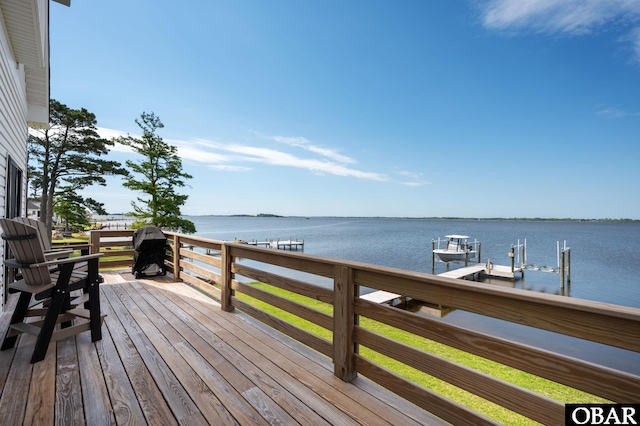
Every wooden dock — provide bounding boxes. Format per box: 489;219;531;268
360;290;403;305
240;239;305;250
270;239;305;250
483;263;525;280
360;263;523;308
437;264;487;279
438;262;524;280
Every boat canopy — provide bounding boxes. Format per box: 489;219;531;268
445;235;469;239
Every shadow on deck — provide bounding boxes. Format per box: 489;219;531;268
0;270;444;425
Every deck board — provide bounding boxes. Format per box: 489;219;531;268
0;271;447;425
56;338;85;425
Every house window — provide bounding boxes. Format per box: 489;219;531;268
6;156;23;219
4;156;24;303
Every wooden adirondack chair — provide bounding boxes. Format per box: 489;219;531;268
12;217;75;259
11;217;91;280
12;217;51;248
0;218;104;363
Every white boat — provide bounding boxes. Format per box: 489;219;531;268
433;235;477;262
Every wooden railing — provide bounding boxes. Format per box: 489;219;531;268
88;229;135;270
50;241;91;255
90;229;640;425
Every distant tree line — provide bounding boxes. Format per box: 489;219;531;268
420;217;640;223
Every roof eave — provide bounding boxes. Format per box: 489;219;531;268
2;0;70;128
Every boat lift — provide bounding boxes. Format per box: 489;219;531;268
430;236;481;274
431;238;527;280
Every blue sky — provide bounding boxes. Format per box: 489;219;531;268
50;0;640;218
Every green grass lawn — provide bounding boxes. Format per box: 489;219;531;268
234;282;607;425
53;233;89;244
52;234;133;267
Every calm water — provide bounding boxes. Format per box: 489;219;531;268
187;216;640;373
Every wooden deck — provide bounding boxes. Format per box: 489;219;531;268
0;270;445;425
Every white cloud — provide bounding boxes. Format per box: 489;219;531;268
482;0;640;34
480;0;640;61
401;181;428;187
251;131;356;164
394;170;430;187
209;165;252;172
270;135;356;164
213;143;388;180
97;126;129;140
628;26;640;62
97;127;133;153
396;170;423;179
171;140;233;164
100;130;390;182
596;107;640;118
108;127;380;179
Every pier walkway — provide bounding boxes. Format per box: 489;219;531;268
437;264;486;279
242;239;305;250
439;263;524;280
363;263;524;306
360;290;403;305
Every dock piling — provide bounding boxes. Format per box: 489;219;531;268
509;245;515;273
558;241;571;294
431;240;436;274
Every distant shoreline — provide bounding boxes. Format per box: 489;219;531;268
173;215;640;223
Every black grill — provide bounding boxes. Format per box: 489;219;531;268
132;225;167;278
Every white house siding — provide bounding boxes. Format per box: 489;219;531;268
0;0;50;312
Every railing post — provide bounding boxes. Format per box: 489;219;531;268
89;230;100;255
333;265;357;382
221;243;234;312
172;234;181;282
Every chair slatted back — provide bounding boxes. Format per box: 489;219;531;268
12;217;52;251
0;218;52;287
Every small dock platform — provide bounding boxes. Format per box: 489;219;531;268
438;264;487;279
361;262;524;308
269;239;305;250
483;263;525;280
438;262;524;280
360;290;403;305
236;239;305;250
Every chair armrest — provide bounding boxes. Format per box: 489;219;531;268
44;249;74;260
40;252;104;268
5;253;104;269
50;243;91;251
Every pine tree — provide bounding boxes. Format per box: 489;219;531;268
53;187;91;234
28;99;127;235
118;112;196;234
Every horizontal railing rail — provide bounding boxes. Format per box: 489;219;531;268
88;229;135;270
50;241;91;255
90;229;640;425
